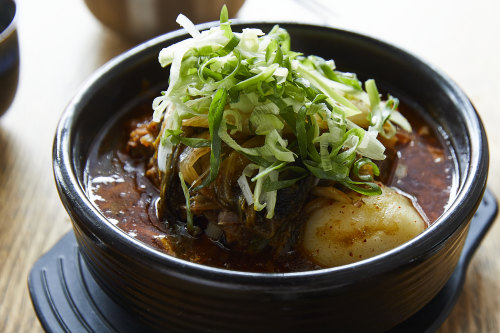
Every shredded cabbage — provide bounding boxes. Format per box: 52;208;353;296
152;6;412;219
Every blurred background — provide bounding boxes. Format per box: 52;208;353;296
0;0;498;332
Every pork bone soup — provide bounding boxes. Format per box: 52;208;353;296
85;13;456;272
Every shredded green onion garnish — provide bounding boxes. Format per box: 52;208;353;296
195;87;227;191
178;172;195;233
153;6;411;220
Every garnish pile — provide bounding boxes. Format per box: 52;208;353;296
148;6;411;236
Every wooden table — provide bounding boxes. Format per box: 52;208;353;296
0;0;498;331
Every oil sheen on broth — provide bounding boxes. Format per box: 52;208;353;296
85;97;455;273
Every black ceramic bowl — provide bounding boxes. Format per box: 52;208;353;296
53;22;489;332
0;0;19;116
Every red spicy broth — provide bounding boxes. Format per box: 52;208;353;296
85;96;456;272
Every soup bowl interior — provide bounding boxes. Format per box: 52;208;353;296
53;22;488;332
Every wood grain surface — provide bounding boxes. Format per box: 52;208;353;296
0;0;498;332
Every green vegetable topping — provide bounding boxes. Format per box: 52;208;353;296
152;7;411;220
178;172;196;233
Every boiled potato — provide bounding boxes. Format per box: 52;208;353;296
302;185;426;267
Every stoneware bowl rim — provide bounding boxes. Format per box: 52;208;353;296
53;20;488;288
0;0;17;43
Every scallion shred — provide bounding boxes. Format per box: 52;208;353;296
178;172;196;234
